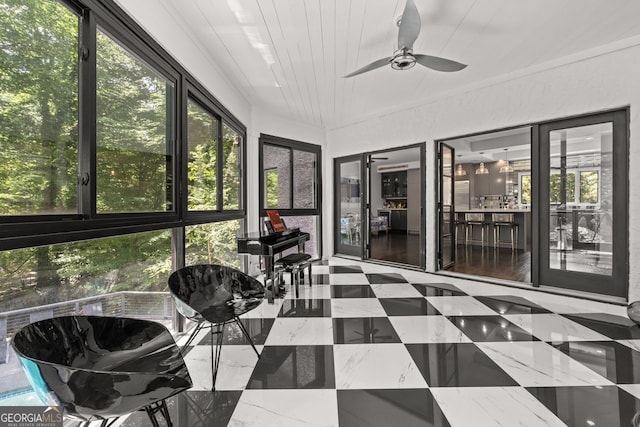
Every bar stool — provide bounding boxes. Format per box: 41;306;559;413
275;252;312;297
492;213;519;251
465;213;489;246
454;215;466;245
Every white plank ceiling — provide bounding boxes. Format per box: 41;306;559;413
118;0;640;128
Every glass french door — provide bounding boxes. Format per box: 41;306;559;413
539;110;628;297
439;144;455;269
334;155;365;257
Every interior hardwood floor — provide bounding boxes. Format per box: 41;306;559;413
446;244;532;283
370;231;421;267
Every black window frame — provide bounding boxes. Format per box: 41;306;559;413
0;0;247;251
258;134;322;218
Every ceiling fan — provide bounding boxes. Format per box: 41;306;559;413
344;0;467;78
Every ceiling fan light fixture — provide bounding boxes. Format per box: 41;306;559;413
391;48;416;71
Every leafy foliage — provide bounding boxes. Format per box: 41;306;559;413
0;0;243;313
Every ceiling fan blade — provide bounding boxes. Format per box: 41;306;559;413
344;57;392;78
414;54;467;72
397;0;421;49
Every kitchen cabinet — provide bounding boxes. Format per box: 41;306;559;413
391;210;407;232
381;172;407;197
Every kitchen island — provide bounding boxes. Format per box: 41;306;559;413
455;208;531;250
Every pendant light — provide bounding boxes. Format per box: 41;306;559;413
455;155;467;177
499;148;514;173
475;152;489;175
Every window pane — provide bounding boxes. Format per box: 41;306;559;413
520;175;531;204
186;220;243;268
96;30;174;213
0;0;78;215
187;99;217;210
0;230;174;397
549;173;575;203
263;145;291;209
223;124;242;210
580;171;599;203
265;169;279;208
293;150;316;209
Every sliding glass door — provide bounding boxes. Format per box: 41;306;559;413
539;110;628;297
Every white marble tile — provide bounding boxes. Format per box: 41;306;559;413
284;284;332;300
330;298;387;318
430;387;566;427
329;273;370;285
618;339;640;352
522;293;611;314
333;343;427;389
228;389;338;427
312;265;331;275
370;283;423;298
239;298;284;319
389;316;471;344
478;341;612;387
504;313;610;342
619;384;640;399
425;296;497;316
184;345;262;391
264;318;333;346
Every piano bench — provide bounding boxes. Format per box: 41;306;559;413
275;253;312;296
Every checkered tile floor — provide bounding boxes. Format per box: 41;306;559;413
121;259;640;427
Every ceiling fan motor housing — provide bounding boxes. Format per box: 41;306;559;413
391;47;417;71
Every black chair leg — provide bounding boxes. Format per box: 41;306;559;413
181;322;205;351
144;400;172;427
235;317;260;358
211;323;224;391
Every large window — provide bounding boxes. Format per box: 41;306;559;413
96;29;175;213
187;98;218;210
0;0;79;216
259;134;321;257
0;0;247;402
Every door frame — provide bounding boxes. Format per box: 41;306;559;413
334;154;366;257
438;143;456;270
537;108;629;297
334;144;426;270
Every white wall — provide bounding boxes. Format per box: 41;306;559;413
327;42;640;300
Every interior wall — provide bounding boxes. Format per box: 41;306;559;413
326;43;640;301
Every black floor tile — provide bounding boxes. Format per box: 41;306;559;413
331;265;363;273
337;389;451;427
197;318;274;346
310;274;331;284
331;285;376;298
527;385;640;427
475;295;552;315
406;343;518;387
333;317;401;344
365;273;408;284
447;315;538;342
412;283;467;297
119;390;242;427
552;341;640;384
278;299;331;317
246;345;335;389
380;298;440;316
562;313;640;339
